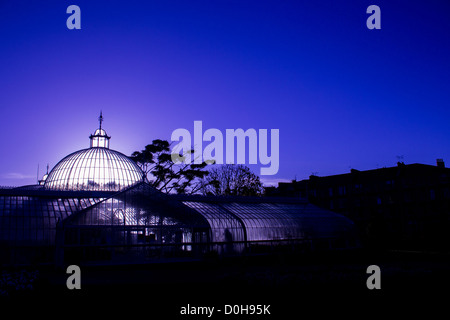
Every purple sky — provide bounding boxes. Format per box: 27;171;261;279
1;0;450;187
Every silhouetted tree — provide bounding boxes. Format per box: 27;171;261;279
131;139;212;194
201;164;263;196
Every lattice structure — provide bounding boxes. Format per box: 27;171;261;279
44;118;143;191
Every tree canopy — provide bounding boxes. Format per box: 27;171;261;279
201;164;264;196
131;140;264;196
131;139;210;194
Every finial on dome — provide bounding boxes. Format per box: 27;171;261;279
99;111;103;130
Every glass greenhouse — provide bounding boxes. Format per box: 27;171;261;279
0;117;358;266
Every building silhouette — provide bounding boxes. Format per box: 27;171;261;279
267;161;450;250
0;115;357;266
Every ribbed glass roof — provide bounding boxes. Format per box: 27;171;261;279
0;195;103;245
44;148;143;191
44;115;143;191
183;200;354;242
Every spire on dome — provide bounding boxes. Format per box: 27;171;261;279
99;111;103;130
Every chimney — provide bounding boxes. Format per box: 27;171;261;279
437;158;445;168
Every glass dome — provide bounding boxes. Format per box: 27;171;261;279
44;148;144;191
44;114;144;191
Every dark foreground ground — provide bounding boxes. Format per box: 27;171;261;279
2;249;449;318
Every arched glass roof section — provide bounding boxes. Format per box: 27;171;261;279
181;198;356;243
66;183;209;228
184;201;246;243
0;195;103;245
63;183;212;258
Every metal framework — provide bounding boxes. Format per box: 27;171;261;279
0;117;358;265
44;148;144;191
44;122;143;191
0;182;358;265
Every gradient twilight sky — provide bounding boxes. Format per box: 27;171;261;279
0;0;449;187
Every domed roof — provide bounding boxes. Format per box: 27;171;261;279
93;128;107;136
44;113;144;191
44;148;143;191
